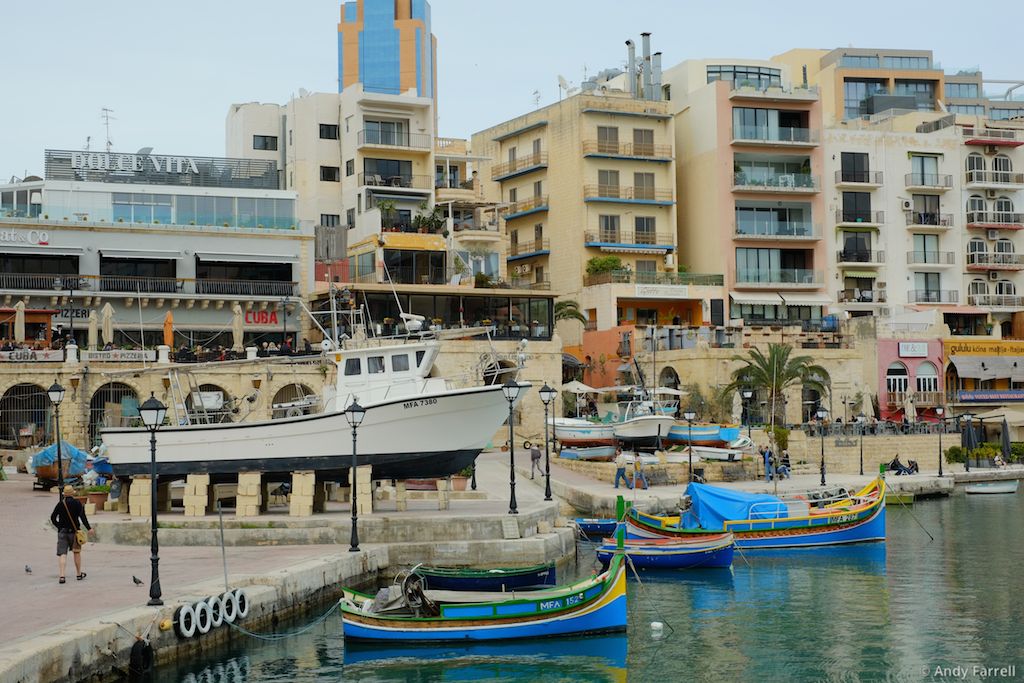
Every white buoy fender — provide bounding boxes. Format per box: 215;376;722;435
207;595;224;628
233;588;250;618
175;603;197;638
221;591;238;623
194;600;213;635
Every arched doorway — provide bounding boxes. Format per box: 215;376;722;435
88;382;139;447
271;384;319;419
0;383;50;449
184;383;234;424
658;366;680;389
483;360;516;386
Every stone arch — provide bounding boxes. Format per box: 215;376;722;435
88;382;140;447
184;383;234;424
0;383;50;449
271;383;319;419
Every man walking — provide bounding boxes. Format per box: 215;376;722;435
50;485;93;583
633;454;649;490
613;449;633;489
530;443;542;479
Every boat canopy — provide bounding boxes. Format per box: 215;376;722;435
681;483;788;530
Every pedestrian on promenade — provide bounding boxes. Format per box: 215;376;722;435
633;454;649;490
613;449;633;489
50;485;93;584
530;443;542;479
776;449;791;479
761;445;774;482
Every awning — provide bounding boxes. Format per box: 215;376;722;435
780;293;833;306
365;191;430;203
947;355;1024;380
562;353;584;368
908;305;987;314
100;249;180;260
841;270;878;279
195;252;297;264
729;292;783;305
950;356;985;379
0;245;84;256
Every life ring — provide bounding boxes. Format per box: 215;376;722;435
221;590;238;623
175;603;197;638
194;599;213;635
233;588;250;618
285;406;304;418
207;595;224;628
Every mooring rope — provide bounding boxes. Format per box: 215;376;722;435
623;554;675;635
225;600;342;641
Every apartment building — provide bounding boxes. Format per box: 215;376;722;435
661;59;828;325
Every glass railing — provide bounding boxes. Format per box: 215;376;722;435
908;289;958;303
905;173;952;188
835;170;884;184
835;209;885;224
732;125;817;144
735;268;822;285
583;270;724;287
904;211;953;227
966;252;1024;267
906;250;955;264
965;170;1024;185
356;130;431;148
732;173;818;191
734;221;818;238
966;211;1024;226
839;288;886;303
836;250;884;263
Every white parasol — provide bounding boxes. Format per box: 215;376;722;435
13;301;25;342
101;302;115;344
902;393;917;423
562;380;598;394
87;309;98;350
652;386;686;396
231;303;244;352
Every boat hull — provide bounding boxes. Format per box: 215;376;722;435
667;424;740;446
102;384;522;480
550;419;617;447
965;481;1019;494
612;416;675;447
416;564;557;591
558;446;617;462
574;518;619;539
597;536;734;569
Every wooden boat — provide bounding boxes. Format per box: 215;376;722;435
559;446;617;462
667;424;741;446
625;478;887;549
574;518;619;539
550;417;617;447
596;533;734;569
885;492;915;505
413;562;556;591
339;554;627;641
611;402;674;448
965;480;1019;495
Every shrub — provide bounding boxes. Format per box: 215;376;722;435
586;255;623;276
771;426;789;451
944;445;964;463
1012;442;1024;463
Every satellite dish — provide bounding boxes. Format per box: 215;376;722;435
137;147;153;156
558;75;571;90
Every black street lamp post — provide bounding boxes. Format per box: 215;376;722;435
683;409;697;482
346;401;366;552
963;413;974;473
816;407;828;487
936;406;944;477
857;412;866;476
54;277;88;347
741;390;753;440
539;384;557;502
502;380;522;515
139;392;167;606
47;382;66;491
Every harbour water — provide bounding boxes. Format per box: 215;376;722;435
154;490;1024;682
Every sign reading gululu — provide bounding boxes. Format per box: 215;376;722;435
70;152;199;174
944;339;1024;359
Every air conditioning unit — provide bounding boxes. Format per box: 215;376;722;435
519;262;531;273
985;145;999;156
988;229;1000;240
990;271;1001;281
901;199;913;211
664;253;676;267
986;189;998;199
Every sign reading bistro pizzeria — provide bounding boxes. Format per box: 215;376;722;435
943;339;1024;361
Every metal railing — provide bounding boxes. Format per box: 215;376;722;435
356;129;431;149
508;239;550;257
98;275;181;294
965;170;1024;185
508;278;551;290
729;84;819;98
0;273;87;291
732;173;819;191
583;270;724;287
961;127;1022;142
905;173;953;188
839;288;886;303
195;279;297;297
583;185;673;202
904;211;953;227
584;230;672;246
835;170;883;184
732;126;818;144
966;211;1024;226
906;250;955;264
836;209;884;224
907;289;958;303
836;250;884;263
453;219;500;232
359;173;432;190
966;252;1024;267
886;390;944;407
502;195;548;216
581;140;672;158
490;152;548;180
969;293;1024;307
735;221;820;239
735;269;823;285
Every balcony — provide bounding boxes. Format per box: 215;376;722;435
491;152;549;181
508;278;552;290
732;173;819;194
195;279;298;297
966;211;1024;230
964;169;1024;190
384;267;448;286
887;390;944;408
966;252;1024;271
835;170;884;188
734;269;823;288
356;129;431;151
961;126;1024;147
583;185;673;205
98;275;181;294
839;288;887;304
907;289;959;304
835;210;885;227
507;238;550;260
0;273;89;291
583;270;724;287
904;173;952;192
906;250;956;266
581;140;672;162
728;84;819;102
502;195;549;220
904;211;953;230
584;230;674;253
969;293;1024;308
731;125;819;147
836;249;885;265
734;221;821;241
358;173;432;191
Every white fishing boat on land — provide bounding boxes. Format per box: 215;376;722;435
549;417;617;447
558;445;618;462
611;401;675;448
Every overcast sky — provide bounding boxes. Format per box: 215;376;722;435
2;0;1021;180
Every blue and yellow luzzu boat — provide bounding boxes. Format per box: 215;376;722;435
626;478;886;549
339;554;627;642
597;533;735;569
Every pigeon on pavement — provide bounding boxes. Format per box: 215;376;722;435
24;565;31;574
132;575;144;586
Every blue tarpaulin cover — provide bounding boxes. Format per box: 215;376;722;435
32;441;90;476
681;482;789;530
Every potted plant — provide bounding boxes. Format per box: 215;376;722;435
450;466;473;491
86;484;110;507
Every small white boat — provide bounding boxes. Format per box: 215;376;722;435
611;401;675;447
549;417;617;446
558;445;617;462
621;451;661;467
676;445;745;462
965;481;1019;495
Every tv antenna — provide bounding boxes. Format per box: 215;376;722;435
84;135;91;151
100;108;116;152
532;90;540;109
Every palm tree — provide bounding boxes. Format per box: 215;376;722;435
724;343;830;426
554;299;587;325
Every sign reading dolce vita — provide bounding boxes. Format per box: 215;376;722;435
70;152;200;174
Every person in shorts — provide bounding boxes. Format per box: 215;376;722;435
50;485;93;583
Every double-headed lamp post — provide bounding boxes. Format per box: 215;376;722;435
741;390;753;440
857;412;866;476
683;409;697;482
539;383;557;502
345;400;366;552
936;406;945;477
47;381;66;491
816;407;828;487
963;412;975;473
139;392;167;607
502;380;522;515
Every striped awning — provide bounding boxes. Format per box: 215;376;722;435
729;292;783;305
841;270;878;279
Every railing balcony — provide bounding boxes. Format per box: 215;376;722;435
960;126;1024;145
836;209;885;225
195;279;298;297
836;250;885;264
966;252;1024;269
356;129;431;149
904;211;953;228
0;273;88;291
358;173;432;190
453;218;501;233
966;211;1024;228
508;239;550;257
835;170;884;185
839;288;886;303
508;278;552;290
735;269;823;286
490;152;548;180
731;125;819;145
907;289;958;304
734;221;820;240
583;270;724;287
98;275;181;294
583;185;673;203
732;173;819;192
581;140;672;159
502;195;549;218
965;170;1024;187
969;293;1024;307
887;390;944;408
729;84;819;101
584;230;674;247
906;250;956;265
904;173;953;190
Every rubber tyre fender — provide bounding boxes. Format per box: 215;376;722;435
175;603;197;638
221;590;238;624
233;588;250;618
207;595;224;628
523;440;532;449
194;599;213;635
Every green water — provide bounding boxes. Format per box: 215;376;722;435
155;490;1024;682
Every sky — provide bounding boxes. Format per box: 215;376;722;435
2;0;1022;180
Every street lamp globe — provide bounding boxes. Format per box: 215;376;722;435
935;406;944;418
539;383;557;405
345;400;366;427
47;381;66;407
816;407;828;421
683;409;697;422
741;390;753;400
139;393;167;431
502;379;522;403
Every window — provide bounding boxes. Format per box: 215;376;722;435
840;55;880;68
633;129;654;156
969;279;990;298
840;231;871;260
966;153;986;176
416;350;426;367
320;166;340;182
510;229;518;249
253;135;278;151
895;80;935;111
840;152;870;183
967;194;985;216
634;172;655;200
967;238;986;254
843;79;887;119
508;146;517;163
706;65;781;88
991;108;1024;121
886;362;909;393
367;356;385;374
946;83;980;99
319;124;339;139
599;215;620;242
392;354;410;372
533;180;543;198
357;194;362;214
913;233;940;262
345;159;354;176
597;126;618;153
509;188;517;204
949;104;986;115
735;204;812;237
912;194;940;225
344;358;361;376
910;155;939;186
534;223;543;242
883;56;930;70
995;197;1014;219
532;138;542;156
364;119;408;146
841;192;872;222
635;260;657;284
996;238;1015;254
994;155;1013;183
320;214;340;227
916;362;939;393
997;280;1016;296
635;216;656;244
914;272;941;297
346;209;355;228
363;158;412;183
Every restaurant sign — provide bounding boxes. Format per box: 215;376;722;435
80;350;157;362
945;340;1024;359
957;390;1024;403
0;349;63;362
898;342;929;358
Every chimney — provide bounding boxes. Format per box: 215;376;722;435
641;32;652;100
652;51;663;102
626;40;636;98
802;65;808;88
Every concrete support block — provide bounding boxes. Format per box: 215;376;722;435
354;466;373;515
313;481;328;513
235;472;263;518
183;474;210;517
395;481;407;512
289;471;315;517
435;478;450;511
128;477;151;518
